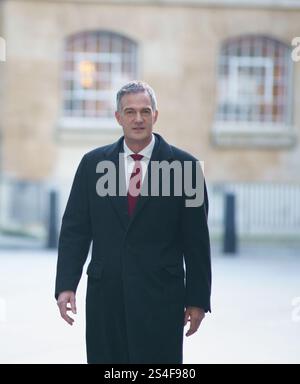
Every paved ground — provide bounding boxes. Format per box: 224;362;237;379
0;242;300;364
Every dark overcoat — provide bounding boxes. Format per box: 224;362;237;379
55;133;211;364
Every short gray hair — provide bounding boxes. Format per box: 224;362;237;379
116;80;157;112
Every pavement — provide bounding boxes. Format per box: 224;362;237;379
0;242;300;364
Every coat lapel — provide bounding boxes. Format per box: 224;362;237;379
103;136;130;230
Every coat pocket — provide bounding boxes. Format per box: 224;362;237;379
86;260;105;280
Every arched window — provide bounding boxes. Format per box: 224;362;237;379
217;35;292;123
214;35;294;147
62;31;137;126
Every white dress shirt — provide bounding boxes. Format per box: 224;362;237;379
123;133;155;191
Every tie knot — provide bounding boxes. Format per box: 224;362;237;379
130;154;143;161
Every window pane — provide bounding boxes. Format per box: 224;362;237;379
216;35;292;125
63;31;137;119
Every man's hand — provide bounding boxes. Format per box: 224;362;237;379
57;291;77;325
184;306;205;337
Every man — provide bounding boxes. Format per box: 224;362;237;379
55;81;211;364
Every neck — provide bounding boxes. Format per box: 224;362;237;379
124;135;152;154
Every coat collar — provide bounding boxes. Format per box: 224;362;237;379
104;132;174;162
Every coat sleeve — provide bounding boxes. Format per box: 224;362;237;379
55;155;92;299
181;161;212;312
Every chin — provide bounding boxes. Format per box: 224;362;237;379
132;132;149;139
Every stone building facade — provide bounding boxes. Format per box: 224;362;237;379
0;0;299;239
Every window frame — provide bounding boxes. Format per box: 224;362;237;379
59;31;138;131
213;35;295;148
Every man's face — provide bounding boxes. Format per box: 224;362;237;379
115;91;158;144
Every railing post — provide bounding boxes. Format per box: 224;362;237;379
47;190;58;249
223;192;237;254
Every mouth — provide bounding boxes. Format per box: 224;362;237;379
132;127;145;131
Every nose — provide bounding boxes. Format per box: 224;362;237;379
135;112;143;123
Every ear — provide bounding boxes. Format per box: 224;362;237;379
115;111;122;125
153;110;159;124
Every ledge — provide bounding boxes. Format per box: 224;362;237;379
212;121;297;148
56;117;122;142
6;0;300;9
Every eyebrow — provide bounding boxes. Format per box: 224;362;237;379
123;107;152;111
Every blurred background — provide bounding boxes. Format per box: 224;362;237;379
0;0;299;364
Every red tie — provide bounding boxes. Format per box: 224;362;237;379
127;154;143;216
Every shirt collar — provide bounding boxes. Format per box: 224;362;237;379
123;133;155;160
